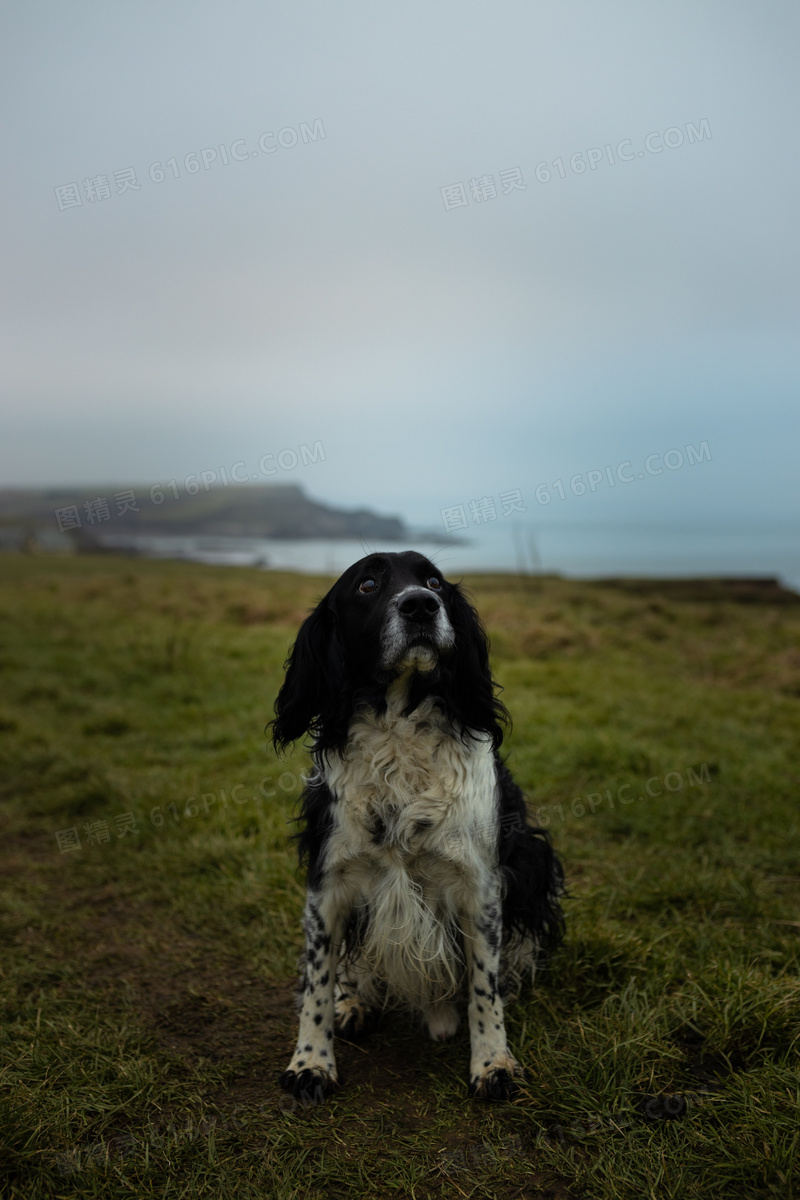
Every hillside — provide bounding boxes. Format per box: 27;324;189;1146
0;483;416;543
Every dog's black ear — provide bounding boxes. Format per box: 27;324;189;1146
270;597;349;754
443;583;509;748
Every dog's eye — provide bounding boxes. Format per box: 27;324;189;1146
359;578;378;594
427;576;441;590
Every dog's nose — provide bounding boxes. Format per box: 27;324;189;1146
397;590;441;622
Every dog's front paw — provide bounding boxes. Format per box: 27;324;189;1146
334;996;375;1041
279;1065;338;1104
468;1054;525;1102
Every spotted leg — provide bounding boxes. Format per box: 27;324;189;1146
279;891;344;1101
463;891;523;1101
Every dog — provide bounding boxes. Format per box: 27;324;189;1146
270;550;564;1102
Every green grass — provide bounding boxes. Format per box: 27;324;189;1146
0;552;798;1199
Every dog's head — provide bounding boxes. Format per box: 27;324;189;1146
334;551;456;677
270;551;508;755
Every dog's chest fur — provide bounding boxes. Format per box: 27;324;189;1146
323;691;496;859
315;687;499;1006
321;685;498;901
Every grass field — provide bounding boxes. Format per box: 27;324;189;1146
1;552;799;1199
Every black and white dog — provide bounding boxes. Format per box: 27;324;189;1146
271;551;563;1102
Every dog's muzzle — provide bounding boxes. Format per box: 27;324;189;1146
380;587;455;671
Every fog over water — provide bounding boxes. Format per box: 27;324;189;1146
2;3;798;581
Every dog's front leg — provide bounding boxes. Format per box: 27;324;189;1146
463;891;523;1101
279;890;343;1101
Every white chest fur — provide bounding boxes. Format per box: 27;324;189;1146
323;691;497;862
315;684;500;1007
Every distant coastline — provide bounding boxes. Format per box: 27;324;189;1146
0;483;461;553
1;488;797;597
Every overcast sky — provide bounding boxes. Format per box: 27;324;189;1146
2;1;798;542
